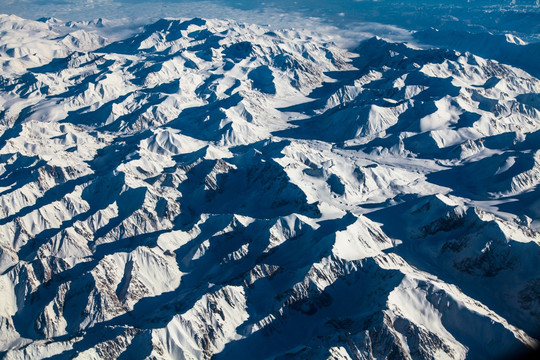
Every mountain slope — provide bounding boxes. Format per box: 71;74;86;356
0;15;539;360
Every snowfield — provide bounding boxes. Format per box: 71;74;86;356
0;14;539;359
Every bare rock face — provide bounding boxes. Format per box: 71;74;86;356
0;14;539;359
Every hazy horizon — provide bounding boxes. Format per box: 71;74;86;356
1;0;539;39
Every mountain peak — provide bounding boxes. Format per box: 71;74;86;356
0;15;539;360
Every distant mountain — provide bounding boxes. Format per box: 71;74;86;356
414;28;540;78
0;14;539;359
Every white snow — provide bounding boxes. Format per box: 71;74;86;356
0;14;539;360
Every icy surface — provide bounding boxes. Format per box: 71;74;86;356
0;14;539;360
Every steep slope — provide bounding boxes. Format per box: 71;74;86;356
0;15;539;360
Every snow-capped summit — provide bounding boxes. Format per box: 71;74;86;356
0;15;539;359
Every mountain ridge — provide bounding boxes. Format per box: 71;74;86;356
0;15;539;359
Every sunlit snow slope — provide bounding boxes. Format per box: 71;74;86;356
0;14;539;360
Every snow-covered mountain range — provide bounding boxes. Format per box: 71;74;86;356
0;14;539;359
